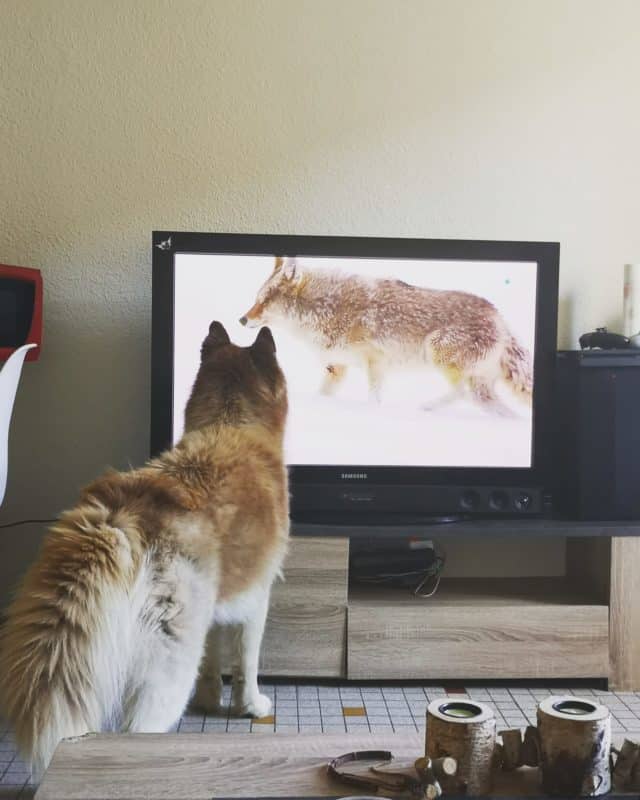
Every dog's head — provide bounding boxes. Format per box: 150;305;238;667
239;257;302;328
184;321;287;434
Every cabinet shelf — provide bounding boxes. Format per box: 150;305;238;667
348;577;608;681
349;577;607;607
256;533;640;689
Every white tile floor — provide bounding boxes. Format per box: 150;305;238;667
2;680;639;799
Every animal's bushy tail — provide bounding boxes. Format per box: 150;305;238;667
0;503;143;779
501;334;533;399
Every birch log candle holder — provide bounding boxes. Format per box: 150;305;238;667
425;699;496;795
537;696;611;797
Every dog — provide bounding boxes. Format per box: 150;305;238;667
240;257;532;415
0;321;289;778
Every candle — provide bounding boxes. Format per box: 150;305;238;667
623;264;640;337
552;700;596;716
439;702;481;719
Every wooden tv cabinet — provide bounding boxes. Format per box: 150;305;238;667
255;520;640;691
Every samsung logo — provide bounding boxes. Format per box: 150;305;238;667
341;472;368;480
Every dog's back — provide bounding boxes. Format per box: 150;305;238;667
0;323;288;777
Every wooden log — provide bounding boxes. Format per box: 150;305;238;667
627;746;640;791
416;754;457;794
430;755;457;795
424;780;442;799
612;737;640;789
498;728;522;771
407;756;446;798
537;695;611;797
425;699;495;795
414;755;434;784
431;756;457;780
521;725;541;767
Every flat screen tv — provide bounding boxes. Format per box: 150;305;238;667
151;232;559;526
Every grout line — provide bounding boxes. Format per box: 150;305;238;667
1;752;16;781
361;685;371;732
19;777;35;799
380;685;396;732
403;686;424;729
318;681;325;733
271;681;278;733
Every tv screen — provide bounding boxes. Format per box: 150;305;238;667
152;234;559;523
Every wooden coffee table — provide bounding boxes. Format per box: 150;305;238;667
33;730;629;799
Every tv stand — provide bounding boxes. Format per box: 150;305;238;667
253;519;640;690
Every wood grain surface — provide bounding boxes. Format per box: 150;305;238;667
609;536;640;690
35;732;418;800
348;579;608;680
35;731;637;800
261;537;348;676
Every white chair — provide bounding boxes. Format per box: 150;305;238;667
0;343;37;505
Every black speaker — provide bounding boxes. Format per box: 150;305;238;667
554;350;640;520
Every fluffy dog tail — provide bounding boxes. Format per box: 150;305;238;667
501;334;533;399
0;503;143;779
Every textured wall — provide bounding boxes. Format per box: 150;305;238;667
1;0;639;603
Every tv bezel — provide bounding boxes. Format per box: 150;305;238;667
151;232;559;514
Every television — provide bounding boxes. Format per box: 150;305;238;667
151;233;559;526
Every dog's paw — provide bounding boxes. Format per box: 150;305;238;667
191;676;223;714
238;693;272;718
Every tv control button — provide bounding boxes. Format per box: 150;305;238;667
341;491;374;503
514;492;532;511
459;490;481;511
488;490;509;511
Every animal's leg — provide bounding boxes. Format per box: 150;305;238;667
320;363;348;396
191;624;226;713
366;356;385;402
422;387;464;411
422;364;465;411
125;559;215;732
124;645;204;733
231;593;272;717
125;682;193;732
468;375;515;417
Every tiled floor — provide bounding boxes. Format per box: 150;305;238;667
3;681;640;799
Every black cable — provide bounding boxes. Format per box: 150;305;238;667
0;518;56;529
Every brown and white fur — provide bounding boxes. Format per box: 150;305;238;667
240;257;532;415
0;322;288;779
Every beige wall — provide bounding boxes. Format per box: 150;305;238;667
1;0;639;604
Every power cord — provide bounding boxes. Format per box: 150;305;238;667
413;568;443;598
413;546;445;598
355;541;446;599
0;518;56;530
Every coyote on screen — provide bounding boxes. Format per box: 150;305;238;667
240;257;532;415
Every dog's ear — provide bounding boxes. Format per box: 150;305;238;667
273;256;284;273
201;321;230;359
282;257;297;281
251;326;276;355
250;328;278;389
